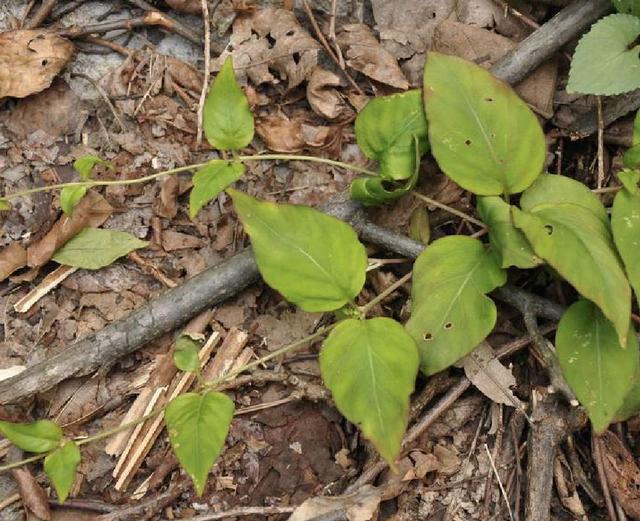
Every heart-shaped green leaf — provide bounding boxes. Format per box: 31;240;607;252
423;52;545;196
614;1;640;18
173;335;201;373
477;196;541;269
0;420;62;453
52;228;149;270
320;318;419;467
556;300;639;432
229;189;368;312
513;204;631;345
44;441;81;503
568;14;640;95
165;392;234;496
405;236;506;375
612;170;640;306
354;90;428;181
189;161;245;218
204;56;254;151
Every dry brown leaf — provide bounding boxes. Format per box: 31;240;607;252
600;431;640;520
0;241;27;282
27;191;113;268
224;8;320;89
288;485;382;521
306;68;352;121
164;0;202;14
337;24;409;90
154;175;179;219
432;20;558;118
0;30;74;99
463;342;522;408
256;114;342;154
161;230;204;251
12;467;51;520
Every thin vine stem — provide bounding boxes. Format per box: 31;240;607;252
1;155;377;202
412;192;486;228
359;271;413;316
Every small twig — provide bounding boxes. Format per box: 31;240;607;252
177;506;296;520
485;442;514;521
196;0;211;149
20;0;38;28
26;0;58;28
597;96;606;190
592;432;618;521
413;192;486;228
359;271;412;316
123;0;203;45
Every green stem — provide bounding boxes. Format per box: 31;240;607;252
1;155;377;202
413;192;486;228
359;271;413;316
0;453;48;473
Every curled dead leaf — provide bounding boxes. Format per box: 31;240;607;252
0;30;74;99
306;68;353;121
288;485;382;521
27;191;113;268
256;114;342;155
0;241;28;283
337;24;409;90
12;466;51;520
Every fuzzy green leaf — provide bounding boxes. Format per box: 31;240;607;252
513;203;631;345
229;189;368;312
203;57;254;151
44;441;81;503
612;171;640;306
477;196;541;269
320;318;419;467
613;0;640;17
0;420;62;453
405;236;506;375
189;161;245;218
173;336;201;373
354;90;428;181
164;392;234;496
423;52;545;196
52;228;149;270
568;14;640;95
556;300;639;432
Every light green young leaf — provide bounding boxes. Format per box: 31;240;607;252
0;420;62;453
203;56;254;151
408;206;430;245
556;300;639;432
0;199;11;211
512;205;631;345
73;156;110;180
320;318;419;467
60;186;87;215
173;335;201;373
612;171;640;306
44;441;81;503
164;392;234;496
624;113;640;168
567;14;640;95
229;189;368;312
477;196;541;269
189;161;245;218
619;169;640;195
52;228;149;270
354;90;428;181
423;52;545;196
405;236;506;375
613;1;640;19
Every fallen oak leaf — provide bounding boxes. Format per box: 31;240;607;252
0;242;28;283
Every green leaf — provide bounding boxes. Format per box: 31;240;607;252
320;318;419;466
189;161;245;218
619;169;640;194
73;155;110;180
405;236;506;375
613;0;640;18
612;174;640;306
0;420;62;453
615;368;640;422
519;174;609;228
229;189;368;312
423;52;545;196
624;112;640;168
60;186;87;215
567;14;640;95
173;335;201;373
52;228;149;270
44;441;81;503
408;206;431;245
354;90;428;181
203;56;254;151
477;196;541;269
512;204;631;345
556;300;639;432
164;392;234;496
0;199;11;211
